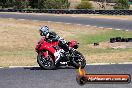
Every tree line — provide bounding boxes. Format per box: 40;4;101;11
0;0;131;10
0;0;70;9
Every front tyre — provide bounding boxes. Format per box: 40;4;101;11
72;51;86;69
37;52;56;70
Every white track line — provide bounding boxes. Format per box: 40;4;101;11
87;62;132;65
47;21;52;23
115;29;121;30
86;25;90;27
18;19;25;21
33;20;39;22
65;23;72;25
0;62;132;69
87;63;112;65
119;62;132;64
93;26;97;28
55;22;63;24
98;27;104;29
9;65;39;68
8;18;14;20
76;24;82;26
108;28;113;30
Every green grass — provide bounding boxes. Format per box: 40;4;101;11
76;30;132;44
129;58;132;60
69;29;132;56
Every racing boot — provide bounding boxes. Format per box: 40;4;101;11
65;51;71;61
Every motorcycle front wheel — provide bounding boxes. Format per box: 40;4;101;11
37;52;56;70
71;51;86;69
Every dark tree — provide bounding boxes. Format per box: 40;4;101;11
13;0;29;9
0;0;15;8
29;0;39;9
114;0;130;9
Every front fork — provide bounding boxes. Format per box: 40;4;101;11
38;51;49;63
42;51;48;58
42;51;60;65
38;51;50;62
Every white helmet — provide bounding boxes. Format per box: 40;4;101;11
39;26;49;36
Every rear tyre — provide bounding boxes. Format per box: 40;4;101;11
72;51;86;69
37;52;56;70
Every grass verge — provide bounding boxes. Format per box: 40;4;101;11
0;18;132;67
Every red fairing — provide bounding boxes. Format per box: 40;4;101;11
35;37;45;51
35;37;59;61
43;51;48;58
69;40;78;48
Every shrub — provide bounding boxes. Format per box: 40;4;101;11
76;1;93;9
38;0;70;9
114;0;130;9
0;0;15;8
29;0;38;9
14;0;29;10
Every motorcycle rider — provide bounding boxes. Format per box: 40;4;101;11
39;26;70;64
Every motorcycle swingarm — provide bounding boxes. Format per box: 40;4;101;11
72;56;83;62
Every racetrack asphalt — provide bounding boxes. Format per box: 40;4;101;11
0;13;132;30
0;64;131;88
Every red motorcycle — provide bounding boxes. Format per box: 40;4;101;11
35;37;86;70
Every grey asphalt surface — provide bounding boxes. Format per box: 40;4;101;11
0;64;131;88
0;13;132;30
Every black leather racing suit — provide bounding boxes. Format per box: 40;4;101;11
45;32;69;52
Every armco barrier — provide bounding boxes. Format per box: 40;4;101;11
0;9;132;15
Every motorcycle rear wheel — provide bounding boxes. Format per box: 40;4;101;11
72;51;86;69
37;52;56;70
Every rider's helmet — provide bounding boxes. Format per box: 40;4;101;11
39;26;49;36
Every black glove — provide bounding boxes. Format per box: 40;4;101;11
59;38;67;44
47;39;52;43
